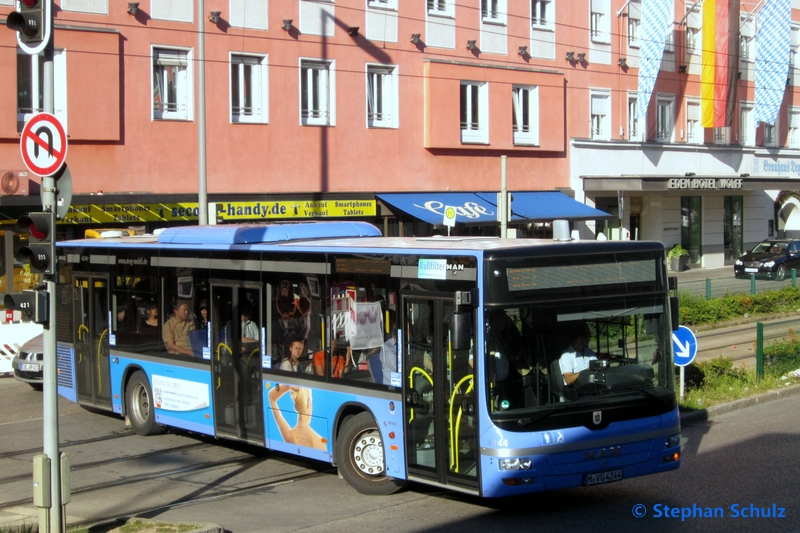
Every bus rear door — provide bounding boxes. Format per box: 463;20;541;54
73;275;113;409
402;295;478;491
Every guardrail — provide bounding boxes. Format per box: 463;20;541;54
679;270;799;300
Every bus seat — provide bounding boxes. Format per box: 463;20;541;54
367;353;383;384
189;329;207;359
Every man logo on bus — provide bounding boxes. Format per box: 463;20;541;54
593;411;602;425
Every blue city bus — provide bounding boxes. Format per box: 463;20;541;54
54;221;681;497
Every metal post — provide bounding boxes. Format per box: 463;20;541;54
793;268;797;288
42;3;62;530
705;278;711;300
197;0;208;225
751;273;756;295
756;322;764;383
499;156;507;238
679;366;685;400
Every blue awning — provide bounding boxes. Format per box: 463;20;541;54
478;191;611;222
376;193;499;224
379;192;610;224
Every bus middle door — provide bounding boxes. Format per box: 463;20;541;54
402;295;477;490
73;275;112;409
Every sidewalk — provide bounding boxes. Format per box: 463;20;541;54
672;265;733;285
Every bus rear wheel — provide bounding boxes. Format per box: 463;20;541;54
126;371;165;436
336;412;406;495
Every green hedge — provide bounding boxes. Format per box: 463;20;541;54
679;287;800;326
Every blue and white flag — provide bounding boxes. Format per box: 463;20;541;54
754;0;791;125
635;0;675;120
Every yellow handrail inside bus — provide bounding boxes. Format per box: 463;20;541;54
449;375;474;473
216;343;233;389
408;366;433;423
77;324;89;363
96;329;107;394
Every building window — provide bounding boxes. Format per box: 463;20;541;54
531;0;553;29
16;49;67;133
512;85;539;145
685;5;701;55
714;127;729;145
762;118;778;148
367;65;398;129
300;59;334;126
740;14;755;63
628;95;640;141
789;109;800;148
368;0;396;8
481;0;505;23
740;104;754;146
724;196;744;261
627;0;640;48
686;100;701;144
681;196;702;264
590;0;610;44
427;0;453;17
590;90;610;140
460;81;488;144
230;54;268;124
656;95;674;142
152;47;192;121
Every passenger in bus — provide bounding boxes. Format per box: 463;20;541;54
268;385;326;451
162;300;196;356
240;300;259;343
559;322;597;386
195;300;208;331
141;300;159;331
279;337;314;374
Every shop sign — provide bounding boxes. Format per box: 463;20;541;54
215;200;376;221
667;178;743;190
63;203;201;224
753;158;800;176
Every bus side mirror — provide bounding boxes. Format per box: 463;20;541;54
670;296;680;331
451;311;471;352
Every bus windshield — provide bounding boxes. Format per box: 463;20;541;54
485;295;674;418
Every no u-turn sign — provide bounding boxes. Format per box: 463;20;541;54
20;113;67;177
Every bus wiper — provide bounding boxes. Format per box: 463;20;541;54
615;383;673;408
516;405;567;427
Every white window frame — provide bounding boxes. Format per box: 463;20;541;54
512;85;539;145
152;47;193;121
740;103;754;146
627;0;641;48
17;49;68;133
656;94;675;143
590;90;610;141
427;0;454;18
685;5;701;56
740;13;755;63
791;24;800;68
460;80;489;144
366;64;398;129
300;58;336;126
714;127;729;145
628;94;641;141
686;99;702;144
762;116;779;148
481;0;505;24
531;0;553;30
368;0;396;9
590;0;610;44
789;108;800;148
230;53;268;124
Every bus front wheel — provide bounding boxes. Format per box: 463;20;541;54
335;412;406;495
126;371;165;436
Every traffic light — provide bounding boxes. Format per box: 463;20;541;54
15;212;55;275
4;290;48;324
5;0;51;55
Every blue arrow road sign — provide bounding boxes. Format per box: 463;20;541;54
672;325;698;367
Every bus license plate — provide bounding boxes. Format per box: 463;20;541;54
584;469;623;486
20;363;40;371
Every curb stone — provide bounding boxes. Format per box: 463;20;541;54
70;517;223;533
679;382;800;424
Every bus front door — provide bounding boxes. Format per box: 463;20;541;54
73;276;112;409
209;282;265;445
403;296;478;490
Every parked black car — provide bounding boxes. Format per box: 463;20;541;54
11;334;43;390
733;239;800;280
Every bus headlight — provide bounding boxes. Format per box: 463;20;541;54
664;434;680;449
499;458;533;471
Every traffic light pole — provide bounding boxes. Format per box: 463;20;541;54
41;2;63;531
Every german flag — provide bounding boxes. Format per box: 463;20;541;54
701;0;740;128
